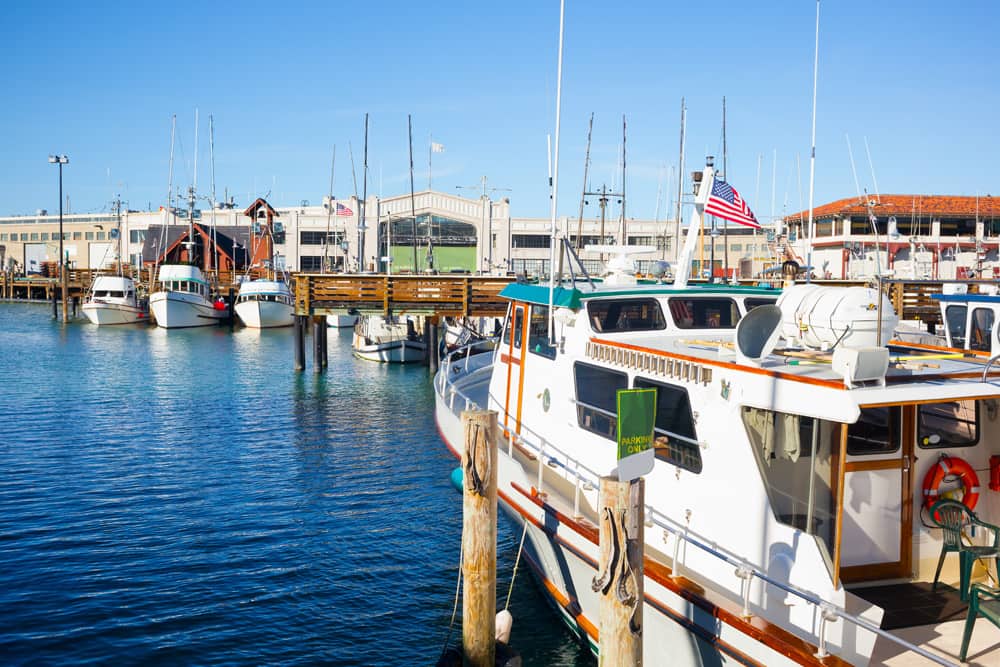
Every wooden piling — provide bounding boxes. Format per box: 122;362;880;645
51;285;58;319
429;322;439;374
595;476;644;666
294;315;306;371
461;409;498;667
61;265;68;323
312;317;323;373
319;319;328;368
228;287;235;327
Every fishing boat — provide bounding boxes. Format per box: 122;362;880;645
149;263;226;329
234;278;293;328
435;162;1000;665
82;275;148;325
352;314;427;363
327;312;359;328
82;198;149;325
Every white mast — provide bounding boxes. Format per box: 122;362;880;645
547;0;566;345
804;0;820;283
673;160;716;288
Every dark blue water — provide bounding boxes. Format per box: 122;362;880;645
0;303;592;666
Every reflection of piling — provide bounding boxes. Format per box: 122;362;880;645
293;315;306;371
594;476;644;666
311;316;324;373
461;409;498;667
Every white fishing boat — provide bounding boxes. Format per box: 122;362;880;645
352;314;426;363
149;263;226;329
82;275;148;325
327;312;359;328
434;162;1000;665
234;278;293;328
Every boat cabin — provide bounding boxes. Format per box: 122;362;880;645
935;288;1000;355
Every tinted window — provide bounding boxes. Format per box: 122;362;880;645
919;400;978;448
588;298;666;333
574;362;628;441
528;305;557;359
847;406;900;455
634;378;701;473
945;304;967;348
745;297;777;311
970;308;994;352
668;298;740;329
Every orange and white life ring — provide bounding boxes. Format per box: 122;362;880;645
922;455;980;513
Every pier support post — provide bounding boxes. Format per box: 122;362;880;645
312;316;323;373
228;287;236;327
429;321;439;374
72;296;79;318
51;285;58;319
461;409;498;667
294;315;306;371
594;476;644;666
423;319;432;368
320;318;328;368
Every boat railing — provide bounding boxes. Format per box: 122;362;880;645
436;344;957;666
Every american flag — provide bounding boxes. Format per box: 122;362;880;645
335;203;353;217
704;179;760;229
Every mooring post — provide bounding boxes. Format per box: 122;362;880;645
312;316;323;374
423;318;432;368
294;315;306;371
461;409;498;667
429;320;439;374
320;319;328;368
51;285;58;319
228;287;236;327
72;296;79;318
595;476;644;666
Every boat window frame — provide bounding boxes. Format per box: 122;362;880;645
586;297;667;334
846;406;901;456
970;307;995;352
944;304;967;349
667;296;741;330
918;400;980;448
527;305;557;359
632;377;701;473
573;361;628;441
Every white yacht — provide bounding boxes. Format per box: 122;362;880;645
82;275;148;325
149;264;226;329
234;278;293;328
352;314;426;363
434;164;1000;665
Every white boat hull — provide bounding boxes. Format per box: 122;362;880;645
149;291;226;329
327;314;359;328
234;300;293;328
352;335;426;363
82;301;149;326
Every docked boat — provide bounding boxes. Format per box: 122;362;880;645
352;314;427;363
149;263;226;329
327;312;359;328
234;278;293;328
82;275;149;325
434;163;1000;665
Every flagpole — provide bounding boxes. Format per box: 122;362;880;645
805;0;820;284
547;0;565;345
428;134;433;191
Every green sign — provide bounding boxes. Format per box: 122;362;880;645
616;388;657;460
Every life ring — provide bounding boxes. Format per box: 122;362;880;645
922;455;980;514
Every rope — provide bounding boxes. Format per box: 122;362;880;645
438;541;464;662
504;518;529;610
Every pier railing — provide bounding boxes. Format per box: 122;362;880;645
435;344;958;667
292;274;514;317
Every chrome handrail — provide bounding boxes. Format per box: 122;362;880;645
982;353;1000;382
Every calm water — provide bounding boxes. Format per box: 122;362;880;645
0;303;592;666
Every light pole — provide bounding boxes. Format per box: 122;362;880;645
48;154;69;321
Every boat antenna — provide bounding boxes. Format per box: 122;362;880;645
360;114;369;273
348;141;359;272
619;114;627;245
408;114;419;273
209;114;217;276
155;114;177;288
804;0;820;284
575;112;594;251
864;136;881;205
547;0;566;346
722;96;728;281
115;195;123;277
674;99;686;272
324;144;336;273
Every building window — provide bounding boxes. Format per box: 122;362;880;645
300;231;341;245
730;244;742;252
300;256;323;271
20;233;28;241
511;234;551;249
41;233;50;241
0;233;6;241
633;378;701;473
588;298;666;333
919;401;978;448
96;232;106;240
574;362;628;441
129;230;145;243
30;233;38;241
73;232;82;240
627;236;656;246
85;232;94;240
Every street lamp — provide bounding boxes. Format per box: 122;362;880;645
48;154;69;321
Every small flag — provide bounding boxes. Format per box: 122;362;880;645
431;142;445;153
335;203;353;217
705;179;760;229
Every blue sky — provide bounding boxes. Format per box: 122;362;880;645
3;1;997;223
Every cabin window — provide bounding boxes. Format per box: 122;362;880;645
633;378;701;473
945;305;967;348
918;400;979;448
588;298;666;333
574;362;628;441
744;297;777;311
742;406;839;557
970;308;994;352
846;406;901;455
511;307;524;349
668;298;740;329
527;305;557;359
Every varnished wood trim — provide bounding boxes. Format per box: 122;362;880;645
901;406;916;577
844;459;903;472
840;562;910;582
590;337;847;390
834;424;848;589
514;305;530;433
511;483;854;666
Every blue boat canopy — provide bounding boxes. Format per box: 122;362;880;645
499;283;583;309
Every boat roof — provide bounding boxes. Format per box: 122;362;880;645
499;282;780;309
931;293;1000;303
91;275;135;287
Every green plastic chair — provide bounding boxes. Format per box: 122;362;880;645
929;499;1000;602
959;583;1000;661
